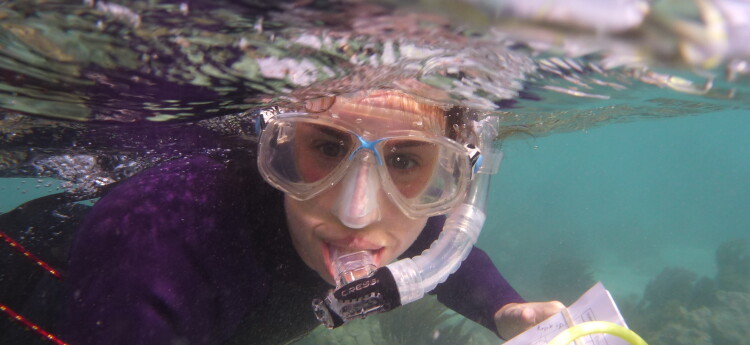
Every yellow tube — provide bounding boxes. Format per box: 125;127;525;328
546;321;648;345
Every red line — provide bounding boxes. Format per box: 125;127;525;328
0;231;63;279
0;303;69;345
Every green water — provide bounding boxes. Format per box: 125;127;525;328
0;178;62;213
487;108;750;301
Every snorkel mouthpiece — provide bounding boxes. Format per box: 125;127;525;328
332;250;376;288
313;250;401;329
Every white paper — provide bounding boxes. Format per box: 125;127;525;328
503;282;630;345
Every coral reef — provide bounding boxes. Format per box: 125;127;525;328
648;291;750;345
716;239;750;293
624;239;750;345
641;267;698;311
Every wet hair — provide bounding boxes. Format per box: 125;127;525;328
443;105;477;143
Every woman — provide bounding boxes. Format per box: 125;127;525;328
61;90;563;345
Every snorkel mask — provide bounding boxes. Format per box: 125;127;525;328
253;100;502;328
256;111;475;223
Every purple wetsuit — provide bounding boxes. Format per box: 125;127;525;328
60;154;524;345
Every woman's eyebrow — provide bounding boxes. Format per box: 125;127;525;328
313;125;347;138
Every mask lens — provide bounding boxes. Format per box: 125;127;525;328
259;118;355;199
294;122;354;183
382;139;440;198
381;138;466;214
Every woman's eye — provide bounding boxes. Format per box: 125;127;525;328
316;141;346;157
388;154;420;170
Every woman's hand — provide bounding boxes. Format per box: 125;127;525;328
494;301;566;340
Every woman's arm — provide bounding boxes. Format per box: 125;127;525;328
435;246;564;339
404;216;563;339
432;246;525;332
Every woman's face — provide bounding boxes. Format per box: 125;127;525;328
284;92;446;285
284;184;428;285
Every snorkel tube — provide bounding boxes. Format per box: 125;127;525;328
313;116;502;327
387;116;502;305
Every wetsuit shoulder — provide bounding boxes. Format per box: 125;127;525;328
61;155;271;345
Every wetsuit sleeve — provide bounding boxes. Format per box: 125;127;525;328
60;155;268;345
402;216;526;336
433;246;526;336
